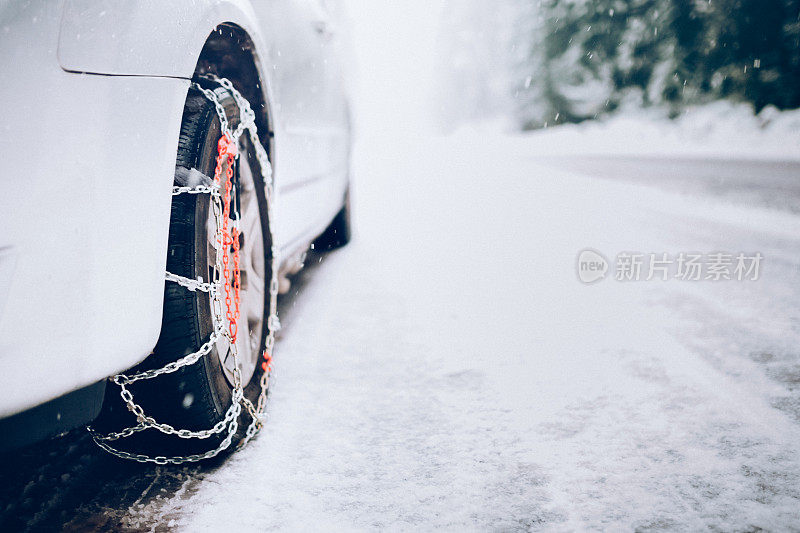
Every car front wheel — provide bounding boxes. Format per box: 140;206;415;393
91;80;275;461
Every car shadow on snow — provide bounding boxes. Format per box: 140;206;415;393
0;249;332;532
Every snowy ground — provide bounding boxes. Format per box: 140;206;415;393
132;129;797;530
3;2;800;531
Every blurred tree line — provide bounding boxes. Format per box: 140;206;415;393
515;0;800;129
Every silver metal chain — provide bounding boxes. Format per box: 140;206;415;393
87;77;280;464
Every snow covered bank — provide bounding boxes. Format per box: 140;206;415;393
462;101;800;161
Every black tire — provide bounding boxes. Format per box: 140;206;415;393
93;83;272;457
314;185;352;251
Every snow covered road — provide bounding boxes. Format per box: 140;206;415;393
537;156;800;214
149;134;800;530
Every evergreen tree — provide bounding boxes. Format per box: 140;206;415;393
514;0;800;129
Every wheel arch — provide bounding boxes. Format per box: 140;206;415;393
60;1;259;76
58;1;280;138
192;23;275;160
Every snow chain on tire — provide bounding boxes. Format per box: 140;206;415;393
87;76;280;465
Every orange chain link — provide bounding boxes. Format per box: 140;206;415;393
214;134;241;343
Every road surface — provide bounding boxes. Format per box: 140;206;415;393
3;132;800;531
535;155;800;214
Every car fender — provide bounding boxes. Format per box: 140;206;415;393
58;0;264;79
58;0;284;201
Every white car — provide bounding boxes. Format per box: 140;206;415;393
0;0;352;460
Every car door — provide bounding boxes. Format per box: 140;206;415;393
308;0;352;223
249;0;350;252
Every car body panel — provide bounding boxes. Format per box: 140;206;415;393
0;0;351;418
58;0;351;248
